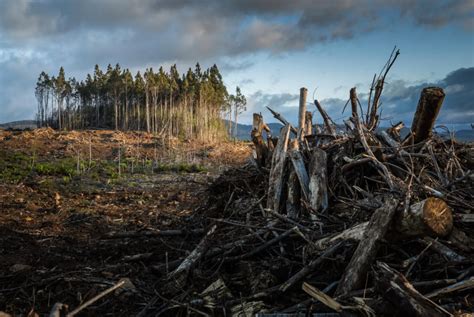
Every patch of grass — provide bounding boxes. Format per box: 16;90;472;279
155;162;207;173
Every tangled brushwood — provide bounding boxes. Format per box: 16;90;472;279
140;49;472;316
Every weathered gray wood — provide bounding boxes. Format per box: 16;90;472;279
266;106;298;135
335;196;399;296
169;225;217;285
374;262;452;317
308;148;328;212
297;87;308;141
314;222;368;250
289;149;310;200
267;124;291;213
425;277;474;299
279;242;343;292
304;111;313;136
251;113;271;167
286;140;300;219
411;87;445;143
314;99;336;136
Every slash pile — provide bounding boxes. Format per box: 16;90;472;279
137;51;473;316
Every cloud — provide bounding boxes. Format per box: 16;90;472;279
0;0;472;123
241;67;474;128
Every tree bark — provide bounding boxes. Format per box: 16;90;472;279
411;87;445;143
267;124;291;213
297;87;307;141
335;196;399;296
308;148;328;212
304;111;313;136
251;113;271;167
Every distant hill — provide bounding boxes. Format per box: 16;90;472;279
1;119;472;142
0;120;37;130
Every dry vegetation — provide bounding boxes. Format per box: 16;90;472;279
0;129;251;316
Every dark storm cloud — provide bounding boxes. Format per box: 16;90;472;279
0;0;472;122
245;67;474;127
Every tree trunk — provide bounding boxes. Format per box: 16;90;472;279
304;111;312;136
308;148;328;212
411;87;445;143
297;87;307;141
336;196;399;296
267;124;291;213
251;113;271;167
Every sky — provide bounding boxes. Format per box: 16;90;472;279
0;0;473;129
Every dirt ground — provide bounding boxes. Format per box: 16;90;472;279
0;129;251;316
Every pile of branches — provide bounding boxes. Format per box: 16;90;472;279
40;50;472;316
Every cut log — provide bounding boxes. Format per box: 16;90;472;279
314;222;368;250
411;87;445;143
335;196;399;296
314;198;454;254
267;124;291;213
169;225;217;286
286;140;300;219
286;169;301;219
251;113;271;167
289;149;310;200
304;111;313;136
297;87;308;141
394;197;453;237
308;148;328;212
374;262;451;317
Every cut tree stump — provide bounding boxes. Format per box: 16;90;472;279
297;87;308;141
251;113;271;167
394;197;453;237
411;87;445;143
267;124;291;213
308;148;328;212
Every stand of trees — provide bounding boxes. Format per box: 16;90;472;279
35;63;241;141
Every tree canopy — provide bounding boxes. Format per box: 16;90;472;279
35;63;239;142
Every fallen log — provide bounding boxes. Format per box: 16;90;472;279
315;197;453;250
394;197;453;237
169;224;217;286
335;196;399;296
374;262;451;317
267;124;291;213
411;87;445;143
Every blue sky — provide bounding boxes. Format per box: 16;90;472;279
0;0;473;129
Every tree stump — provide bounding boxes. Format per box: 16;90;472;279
411;87;445;143
251;113;271;167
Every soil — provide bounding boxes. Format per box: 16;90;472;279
0;129;251;316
